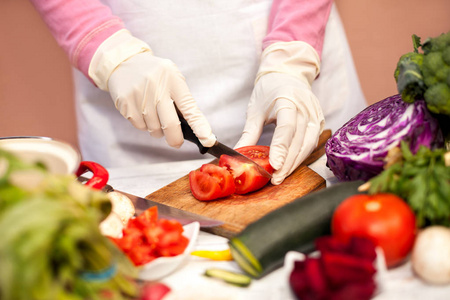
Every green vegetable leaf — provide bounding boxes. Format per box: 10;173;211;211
412;34;422;53
368;141;450;227
0;150;138;300
394;52;426;103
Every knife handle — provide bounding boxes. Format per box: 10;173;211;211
179;115;209;154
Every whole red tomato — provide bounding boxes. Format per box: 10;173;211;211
331;193;417;268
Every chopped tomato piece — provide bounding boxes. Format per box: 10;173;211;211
158;236;189;257
127;245;158;265
139;206;158;224
142;224;164;247
189;164;235;201
130;206;158;229
115;227;143;252
155;219;184;247
111;206;189;266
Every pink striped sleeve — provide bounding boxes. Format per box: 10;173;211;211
263;0;333;57
29;0;125;79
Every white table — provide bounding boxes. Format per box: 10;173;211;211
107;156;450;300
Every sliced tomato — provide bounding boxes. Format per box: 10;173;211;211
200;164;236;196
235;145;274;174
219;145;274;194
189;164;235;201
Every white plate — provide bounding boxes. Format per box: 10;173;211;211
0;137;80;174
138;221;200;281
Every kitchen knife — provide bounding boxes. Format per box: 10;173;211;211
179;116;272;179
77;177;224;228
118;190;224;228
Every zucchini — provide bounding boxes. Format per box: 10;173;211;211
229;180;364;278
204;268;252;287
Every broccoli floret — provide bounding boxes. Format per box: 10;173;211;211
422;31;450;55
442;45;450;66
424;83;450;115
395;31;450;115
423;51;450;86
394;52;425;103
421;32;450;115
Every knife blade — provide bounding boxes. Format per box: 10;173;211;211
76;176;224;228
116;190;224;228
179;116;272;179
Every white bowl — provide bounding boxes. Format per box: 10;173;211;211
138;221;200;281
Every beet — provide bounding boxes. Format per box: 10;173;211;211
321;252;376;287
289;236;378;300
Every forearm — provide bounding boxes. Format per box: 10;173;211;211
263;0;334;57
29;0;125;78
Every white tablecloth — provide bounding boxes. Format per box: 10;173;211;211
106;156;450;300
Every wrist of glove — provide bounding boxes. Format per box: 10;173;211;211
235;41;325;185
88;29;216;148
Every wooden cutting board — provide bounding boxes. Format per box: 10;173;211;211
145;130;331;239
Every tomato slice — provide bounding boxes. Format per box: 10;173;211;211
235;145;274;174
189;164;235;201
200;164;236;196
219;145;274;194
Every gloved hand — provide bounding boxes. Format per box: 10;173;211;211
88;29;216;148
235;41;325;185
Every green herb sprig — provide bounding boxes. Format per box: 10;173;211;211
368;141;450;227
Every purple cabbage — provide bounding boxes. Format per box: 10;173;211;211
325;94;443;181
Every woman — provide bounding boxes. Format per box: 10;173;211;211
29;0;366;185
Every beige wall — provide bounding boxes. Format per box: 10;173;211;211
0;0;77;148
1;0;449;151
336;0;450;104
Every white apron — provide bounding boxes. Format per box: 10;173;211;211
72;1;366;167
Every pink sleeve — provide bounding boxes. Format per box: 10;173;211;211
263;0;333;57
29;0;125;79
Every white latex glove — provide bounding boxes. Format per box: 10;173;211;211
235;41;325;185
88;29;216;148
